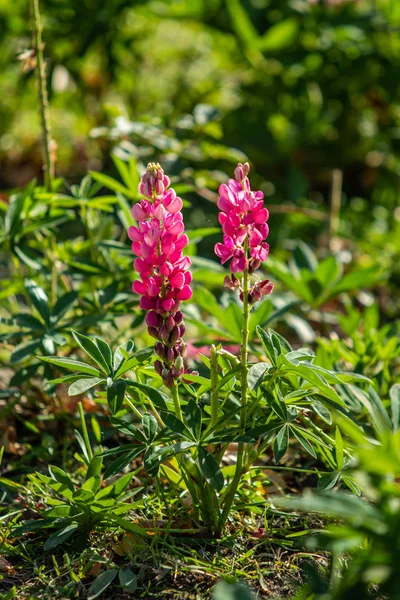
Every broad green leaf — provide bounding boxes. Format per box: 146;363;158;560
51;291;77;321
11;339;41;364
198;446;224;491
44;523;79;551
88;569;119;600
68;377;104;396
163;414;194;441
127;381;168;411
259;18;298;52
95;338;113;371
119;568;137;592
25;279;50;325
142;413;158;442
104;447;144;479
185;399;202;440
274;426;288;462
107;380;126;414
39;356;101;377
49;466;74;492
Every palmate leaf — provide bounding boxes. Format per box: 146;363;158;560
71;330;110;374
107;379;126;414
274;426;289;462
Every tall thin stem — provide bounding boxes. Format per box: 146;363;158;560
210;345;219;428
31;0;54;191
171;383;183;422
329;168;342;251
218;254;250;534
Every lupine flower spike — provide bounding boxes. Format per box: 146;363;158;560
128;163;193;387
215;162;273;302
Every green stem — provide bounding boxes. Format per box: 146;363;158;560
299;414;351;457
31;0;54;191
171;383;183;422
210;345;219;428
218;260;250;534
78;402;93;462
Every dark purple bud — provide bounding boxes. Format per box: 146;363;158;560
166;348;175;363
155;342;165;359
154;360;163;376
148;326;159;339
165;315;175;332
169;326;180;345
174;311;183;325
160;325;170;341
163;372;174;388
146;311;161;328
179;325;186;338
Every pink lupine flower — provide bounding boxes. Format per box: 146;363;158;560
128;162;194;387
215;162;273;303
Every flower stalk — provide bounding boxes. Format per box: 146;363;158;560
31;0;54;191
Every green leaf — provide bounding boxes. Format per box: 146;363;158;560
119;568;137;592
104;447;144;479
163;414;194;440
274;426;288;463
68;377;104;396
114;347;153;378
49;466;75;492
25;279;50;325
44;523;79;551
51;291;77;321
39;356;101;377
11;339;41;364
291;427;317;459
87;569;119;600
259;18;298;52
185;400;202;440
335;427;344;470
71;330;110;374
142;413;158;442
317;472;340;491
14;313;45;331
390;384;400;430
95;338;113;371
256;326;278;366
127;381;168;411
113;340;135;371
107;380;126;415
89;170;136;198
247;363;269;392
198;446;224;491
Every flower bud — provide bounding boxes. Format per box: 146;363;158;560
146;311;161;328
148;326;159;339
154;342;165;359
159;325;170;341
164;315;175;332
174;311;183;325
234;164;245;182
169;325;180;345
166;348;175;363
154;360;163;376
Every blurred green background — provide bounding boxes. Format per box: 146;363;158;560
1;0;400;283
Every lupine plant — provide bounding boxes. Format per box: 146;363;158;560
37;161;369;540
